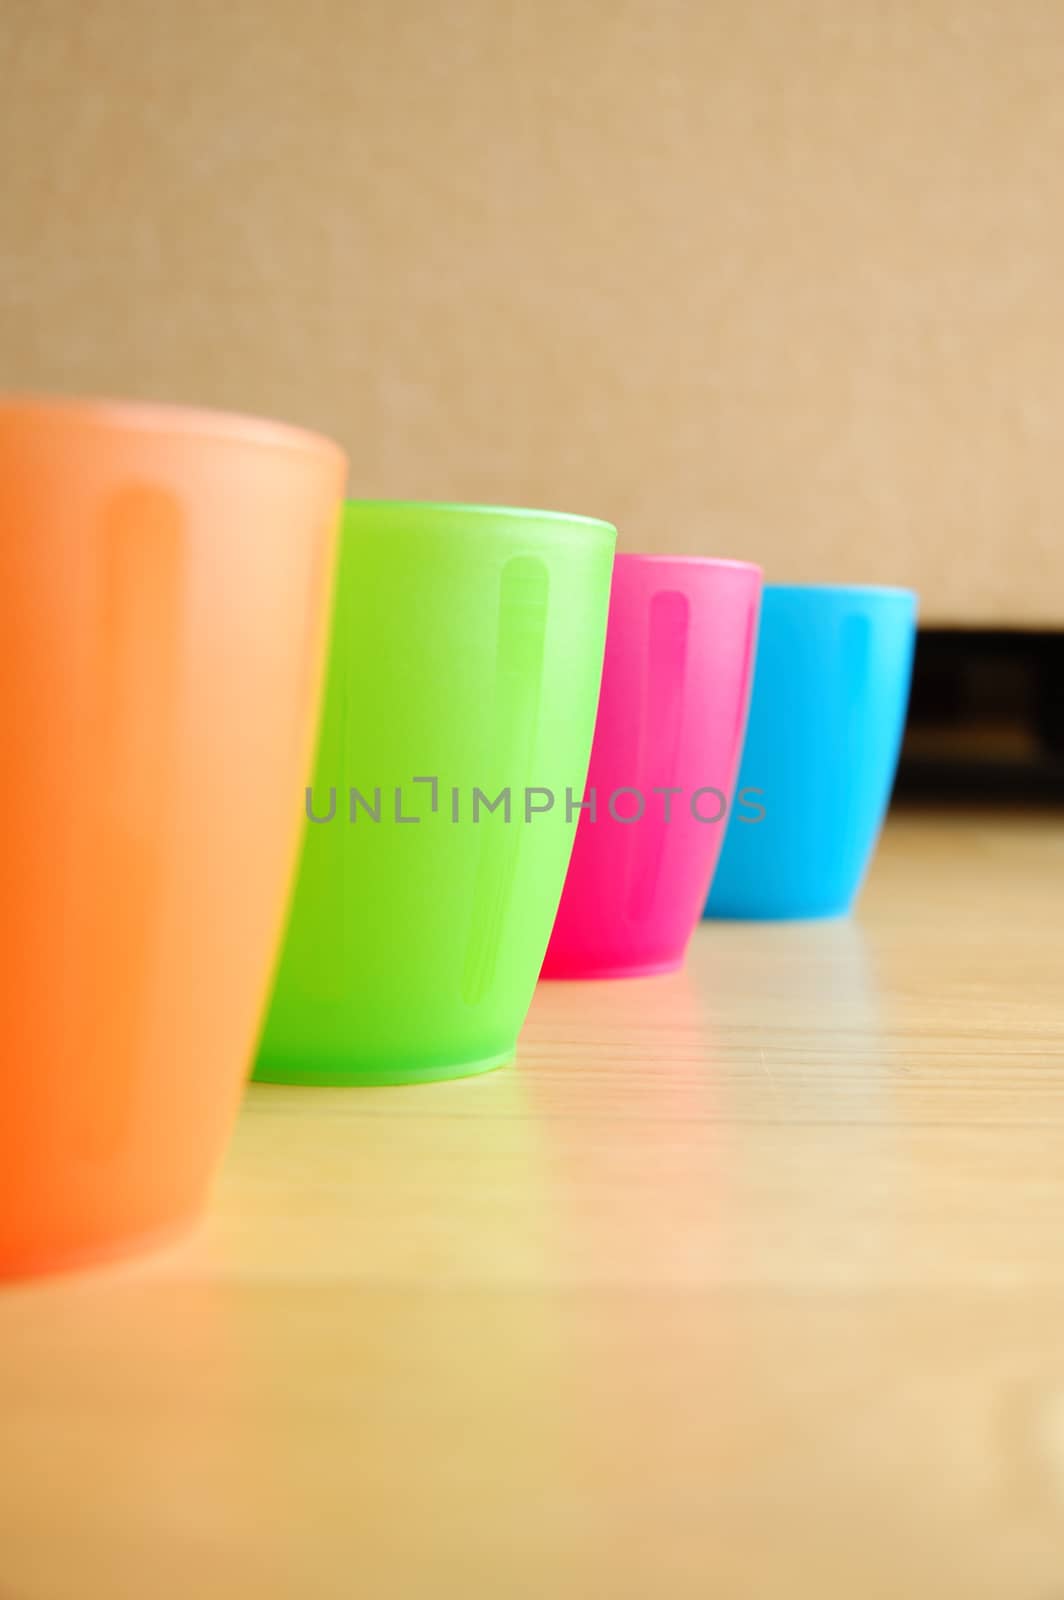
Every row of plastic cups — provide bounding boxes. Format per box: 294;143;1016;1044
262;537;915;1081
0;396;915;1281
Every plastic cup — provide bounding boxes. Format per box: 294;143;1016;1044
0;396;346;1279
254;500;616;1086
704;584;917;921
540;554;763;979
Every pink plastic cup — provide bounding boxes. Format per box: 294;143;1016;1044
541;554;762;979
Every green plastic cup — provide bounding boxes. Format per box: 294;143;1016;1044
254;501;616;1085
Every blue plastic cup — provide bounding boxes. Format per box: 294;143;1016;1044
703;584;917;921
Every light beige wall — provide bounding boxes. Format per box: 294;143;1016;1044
3;0;1064;625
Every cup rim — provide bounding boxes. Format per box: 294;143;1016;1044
344;499;616;536
0;393;347;469
765;582;916;602
617;552;762;576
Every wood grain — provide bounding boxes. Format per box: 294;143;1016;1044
1;808;1063;1597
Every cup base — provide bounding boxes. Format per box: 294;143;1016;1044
539;955;684;981
253;1047;514;1088
0;1214;198;1286
704;903;854;924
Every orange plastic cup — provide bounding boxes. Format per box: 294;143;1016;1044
0;397;346;1279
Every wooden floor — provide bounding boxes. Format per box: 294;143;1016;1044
1;809;1063;1599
